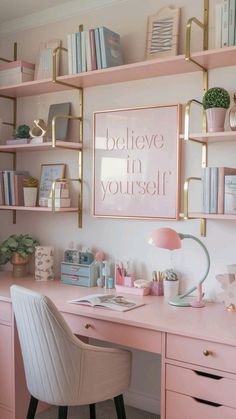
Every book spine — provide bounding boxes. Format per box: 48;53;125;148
14;175;25;206
85;30;92;71
94;28;102;70
89;29;97;70
217;167;225;214
99;27;107;69
229;0;235;46
215;3;223;48
210;167;218;213
0;172;5;205
7;172;12;206
67;33;73;75
71;33;77;74
3;172;9;205
76;32;82;73
202;167;211;213
222;0;229;47
81;31;87;72
10;172;15;206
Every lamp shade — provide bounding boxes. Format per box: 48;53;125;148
147;228;182;250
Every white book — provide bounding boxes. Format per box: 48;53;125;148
68;293;145;312
210;167;218;213
222;0;229;47
67;33;73;75
94;28;102;70
71;33;77;74
229;0;236;45
215;3;223;48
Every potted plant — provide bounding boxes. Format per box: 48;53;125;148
23;176;39;207
202;87;230;132
162;268;179;299
0;234;39;277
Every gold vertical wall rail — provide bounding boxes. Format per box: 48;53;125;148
52;46;83;228
184;1;209;236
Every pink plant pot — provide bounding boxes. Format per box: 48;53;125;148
206;107;227;132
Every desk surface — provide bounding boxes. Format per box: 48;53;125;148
1;272;236;347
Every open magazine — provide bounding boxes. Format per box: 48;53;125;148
68;293;145;312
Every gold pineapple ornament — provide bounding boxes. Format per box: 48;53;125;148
229;93;236;131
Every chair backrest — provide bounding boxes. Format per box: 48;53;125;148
10;285;86;405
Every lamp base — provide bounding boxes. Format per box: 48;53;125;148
168;296;193;307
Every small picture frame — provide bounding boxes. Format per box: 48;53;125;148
146;7;180;60
39;164;66;204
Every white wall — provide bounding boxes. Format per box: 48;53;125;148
0;0;235;414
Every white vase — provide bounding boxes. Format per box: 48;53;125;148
23;187;37;207
206;108;227;132
164;279;179;299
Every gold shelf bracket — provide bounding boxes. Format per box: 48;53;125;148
183;177;206;237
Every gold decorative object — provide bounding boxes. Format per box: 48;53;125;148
229;93;236;131
29;119;47;138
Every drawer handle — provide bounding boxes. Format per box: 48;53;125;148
84;323;92;329
194;370;222;380
193;397;221;408
203;349;212;356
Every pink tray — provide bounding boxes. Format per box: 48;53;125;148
115;285;150;296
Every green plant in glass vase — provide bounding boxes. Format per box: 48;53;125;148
0;234;39;277
202;87;230;133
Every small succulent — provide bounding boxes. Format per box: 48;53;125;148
23;176;38;188
202;87;230;110
14;124;31;139
162;269;178;281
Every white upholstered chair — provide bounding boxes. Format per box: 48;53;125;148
10;285;132;419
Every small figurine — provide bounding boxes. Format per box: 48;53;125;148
29;119;47;138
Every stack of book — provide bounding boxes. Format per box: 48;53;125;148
215;0;236;48
202;167;236;214
0;60;35;86
0;171;30;206
67;26;123;74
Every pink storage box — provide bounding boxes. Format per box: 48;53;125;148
0;60;35;86
115;285;150;296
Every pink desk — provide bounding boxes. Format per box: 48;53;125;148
1;273;236;419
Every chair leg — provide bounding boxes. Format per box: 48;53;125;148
58;406;68;419
89;403;96;419
114;394;126;419
26;395;38;419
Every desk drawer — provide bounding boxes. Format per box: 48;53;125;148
64;313;162;353
166;364;236;409
166;334;236;374
0;301;12;324
166;390;236;419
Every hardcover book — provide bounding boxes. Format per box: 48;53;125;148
224;175;236;214
218;167;236;213
0;172;5;205
94;28;102;69
98;26;123;69
210;167;218;213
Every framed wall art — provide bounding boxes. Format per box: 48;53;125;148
93;104;181;220
39;163;65;204
146;7;180;60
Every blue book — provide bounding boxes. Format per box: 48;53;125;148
98;26;123;69
76;32;82;73
94;28;102;70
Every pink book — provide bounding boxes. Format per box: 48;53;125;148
89;29;97;70
14;174;28;206
218;167;236;213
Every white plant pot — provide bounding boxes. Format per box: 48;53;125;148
164;279;179;299
23;187;37;207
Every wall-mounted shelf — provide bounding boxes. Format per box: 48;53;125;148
0;45;236;97
180;131;236;143
0;206;78;212
0;141;82;153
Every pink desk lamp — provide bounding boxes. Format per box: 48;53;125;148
147;228;210;307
